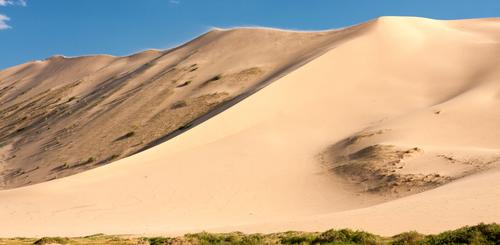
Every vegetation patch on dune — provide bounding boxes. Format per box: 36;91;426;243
0;223;498;245
320;128;500;198
321;143;452;196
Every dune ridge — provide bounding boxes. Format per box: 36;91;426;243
0;25;361;188
0;16;500;237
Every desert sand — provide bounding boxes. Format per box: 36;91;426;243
0;27;351;188
0;16;500;237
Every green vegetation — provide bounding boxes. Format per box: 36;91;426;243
0;223;497;245
390;231;425;245
147;237;176;245
420;223;500;244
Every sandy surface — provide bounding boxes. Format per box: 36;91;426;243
1;16;500;237
0;27;352;188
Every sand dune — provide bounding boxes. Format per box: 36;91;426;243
0;27;353;188
0;16;500;237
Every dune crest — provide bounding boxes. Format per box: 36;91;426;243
1;16;500;237
0;26;360;188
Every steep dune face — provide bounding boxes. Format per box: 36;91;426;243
0;27;357;189
318;17;500;198
1;16;500;236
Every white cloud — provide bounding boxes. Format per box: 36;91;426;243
0;14;11;29
0;0;27;6
0;0;26;30
169;0;180;4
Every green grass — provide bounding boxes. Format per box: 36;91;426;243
0;223;498;245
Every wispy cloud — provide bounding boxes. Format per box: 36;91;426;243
0;0;26;30
0;14;11;29
169;0;180;4
0;0;26;6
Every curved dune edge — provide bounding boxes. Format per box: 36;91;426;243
1;16;500;237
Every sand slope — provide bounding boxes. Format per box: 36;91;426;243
0;27;354;188
1;16;500;236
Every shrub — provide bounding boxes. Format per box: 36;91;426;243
279;231;317;244
85;157;95;164
424;223;500;245
186;232;236;244
123;131;135;138
148;237;173;245
115;131;135;141
391;231;425;245
171;100;187;109
206;74;222;83
15;127;26;133
83;233;105;238
313;229;379;245
7;223;500;245
34;237;70;245
185;232;263;245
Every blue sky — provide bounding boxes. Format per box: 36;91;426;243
0;0;499;69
